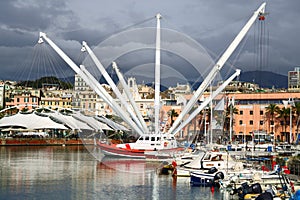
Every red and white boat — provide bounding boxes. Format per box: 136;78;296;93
97;133;184;159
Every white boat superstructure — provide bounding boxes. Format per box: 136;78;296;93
116;133;177;150
175;151;244;177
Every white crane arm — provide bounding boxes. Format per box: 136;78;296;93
81;41;146;133
154;13;162;134
168;3;266;134
112;62;149;133
172;69;241;136
38;32;144;136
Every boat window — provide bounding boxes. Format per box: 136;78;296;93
212;155;223;161
138;136;144;140
203;154;211;160
151;137;155;141
157;137;160;141
145;136;149;141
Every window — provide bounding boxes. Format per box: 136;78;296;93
271;121;274;125
260;110;264;115
240;110;243;115
250;110;253;115
239;120;243;125
249;120;253;125
260;120;264;125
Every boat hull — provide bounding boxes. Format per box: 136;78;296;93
97;141;184;160
190;168;225;187
190;172;216;187
98;142;146;159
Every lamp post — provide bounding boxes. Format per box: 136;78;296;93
283;98;295;144
229;97;235;143
242;124;246;151
270;124;275;150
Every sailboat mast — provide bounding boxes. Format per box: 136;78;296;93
154;13;161;134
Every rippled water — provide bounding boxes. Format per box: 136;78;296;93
0;146;227;200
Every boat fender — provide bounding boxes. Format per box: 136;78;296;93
208;167;218;174
164;142;168;147
213;172;224;181
290;181;295;193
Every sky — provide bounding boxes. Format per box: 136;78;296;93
0;0;299;83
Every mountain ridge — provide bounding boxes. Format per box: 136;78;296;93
238;70;287;89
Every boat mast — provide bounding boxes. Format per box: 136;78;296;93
168;2;267;135
154;13;161;134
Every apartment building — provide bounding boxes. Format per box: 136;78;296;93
288;67;300;92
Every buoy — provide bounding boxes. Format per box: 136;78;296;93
211;186;215;193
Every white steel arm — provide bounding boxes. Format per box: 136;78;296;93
154;13;162;134
112;61;149;133
172;69;241;136
81;41;145;133
79;65;145;136
38;32;144;136
168;2;266;134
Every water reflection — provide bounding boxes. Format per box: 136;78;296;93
0;146;226;200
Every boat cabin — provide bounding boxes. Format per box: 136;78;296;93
116;133;177;150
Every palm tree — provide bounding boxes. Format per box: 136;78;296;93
276;107;290;142
294;102;300;142
224;104;238;141
168;109;179;127
265;103;280;134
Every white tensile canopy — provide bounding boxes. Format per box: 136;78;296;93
72;112;113;131
44;112;94;131
0;112;68;130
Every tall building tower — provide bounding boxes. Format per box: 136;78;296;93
288;67;300;91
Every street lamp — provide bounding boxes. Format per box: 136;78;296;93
270;124;275;149
242;124;246;150
229;97;235;143
283;98;295;144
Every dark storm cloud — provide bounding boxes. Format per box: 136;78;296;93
0;0;299;82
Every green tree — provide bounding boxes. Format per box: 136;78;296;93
168;109;179;126
276;107;291;142
265;103;280;134
224;104;238;139
293;102;300;141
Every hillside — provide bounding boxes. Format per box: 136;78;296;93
238;71;287;89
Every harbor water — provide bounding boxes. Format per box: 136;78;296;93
0;145;227;200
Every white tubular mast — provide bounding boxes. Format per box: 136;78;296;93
168;2;266;135
154;13;162;134
112;61;149;133
81;41;145;133
172;69;241;136
38;32;144;136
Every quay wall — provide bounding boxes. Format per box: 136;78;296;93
0;138;94;146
